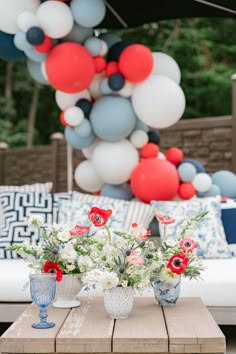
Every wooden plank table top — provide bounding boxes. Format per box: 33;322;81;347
0;297;225;354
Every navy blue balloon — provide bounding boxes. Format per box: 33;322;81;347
26;27;45;46
108;73;125;91
183;159;205;173
106;40;132;62
148;130;161;145
0;31;26;61
101;183;133;200
76;98;92;117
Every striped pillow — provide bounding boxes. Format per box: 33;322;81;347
72;191;155;232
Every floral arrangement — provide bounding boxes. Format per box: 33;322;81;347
7;215;94;281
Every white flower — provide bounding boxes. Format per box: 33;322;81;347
77;256;93;269
57;231;70;242
28;215;44;229
120;280;128;287
66;264;76;271
158;268;180;284
59;242;77;262
99;272;119;289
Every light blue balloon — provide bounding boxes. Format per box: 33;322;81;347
84;37;103;56
24;47;47;63
101;183;133;201
14;32;32;51
63;23;93;43
27;60;49;85
90;95;136;141
178;162;197;182
65;126;95;150
135;118;149;132
99;32;121;49
200;184;221;198
100;78;113;95
74;118;92;138
70;0;106;28
212;170;236;198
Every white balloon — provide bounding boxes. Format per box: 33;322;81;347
130;130;148;149
82;138;101;159
100;40;108;56
17;11;39;32
157;152;166;160
193;173;212;193
37;1;73;39
64;106;84;126
74;160;103;192
55;90;91;111
131;75;186;129
0;0;40;34
91;139;139;185
89;72;105;100
118;81;134;97
152;52;181;84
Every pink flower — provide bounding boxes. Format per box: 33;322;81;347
131;223;151;240
126;251;144;266
70;225;90;237
156;214;175;225
179;238;198;253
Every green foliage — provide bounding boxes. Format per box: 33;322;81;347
0;18;235;147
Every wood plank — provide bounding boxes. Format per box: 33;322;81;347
163;297;226;353
113;297;168;353
0;304;70;353
56;297;113;353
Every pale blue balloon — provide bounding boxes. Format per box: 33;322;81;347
70;0;106;28
65;126;95;149
14;32;32;51
90;95;136;141
101;183;133;201
27;60;49;85
200;184;221;198
84;37;102;56
135;118;149;132
74;118;92;138
100;78;113;95
63;23;93;43
24;47;47;63
212;170;236;198
99;32;121;49
178;162;197;182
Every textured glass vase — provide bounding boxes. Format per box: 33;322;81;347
103;286;134;319
53;274;83;308
153;277;181;307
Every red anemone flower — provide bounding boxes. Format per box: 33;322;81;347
70;225;90;236
131;223;151;240
88;206;112;227
179;238;198;253
43;260;63;282
167;253;189;275
156;214;175;225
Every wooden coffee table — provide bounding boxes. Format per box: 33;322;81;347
0;297;225;354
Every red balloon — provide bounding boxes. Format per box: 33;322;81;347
118;44;153;83
35;35;52;53
60;111;70;126
141;143;159;159
106;61;119;77
130;158;180;203
165;147;184;165
45;42;95;93
93;55;106;73
178;182;196;200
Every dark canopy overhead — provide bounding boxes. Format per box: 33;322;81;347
101;0;236;28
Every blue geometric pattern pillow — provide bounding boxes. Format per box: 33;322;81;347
151;198;231;259
0;191;54;259
58;199;129;231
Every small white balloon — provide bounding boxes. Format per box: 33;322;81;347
37;1;73;39
130;130;148;149
55;90;91;111
193;173;212;193
89;72;105;99
64;106;84;126
74;160;103;192
100;40;108;56
17;11;39;32
152;52;181;84
82;138;101;159
118;81;134;97
91;139;139;185
157;152;166;160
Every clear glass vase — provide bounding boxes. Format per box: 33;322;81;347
103;286;134;319
153;277;181;307
53;274;83;308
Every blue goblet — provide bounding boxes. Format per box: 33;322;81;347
29;273;56;329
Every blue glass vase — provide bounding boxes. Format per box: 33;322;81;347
29;273;56;329
153;277;181;307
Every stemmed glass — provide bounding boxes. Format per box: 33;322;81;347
29;273;56;329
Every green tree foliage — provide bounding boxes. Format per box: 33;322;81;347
0;18;235;147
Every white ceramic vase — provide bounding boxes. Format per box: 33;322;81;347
53;274;83;308
103;286;134;319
